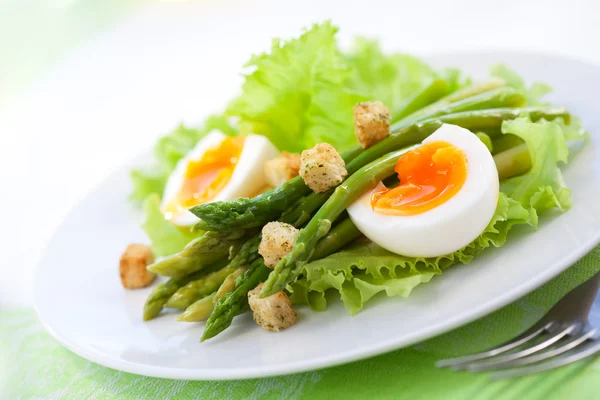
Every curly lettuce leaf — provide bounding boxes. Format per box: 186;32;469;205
227;23;464;153
345;39;470;120
290;193;532;315
141;194;201;257
555;116;589;161
290;268;435;316
500;118;571;219
489;64;552;106
226;22;364;152
295;117;579;315
344;39;436;113
302;42;366;151
130;115;238;202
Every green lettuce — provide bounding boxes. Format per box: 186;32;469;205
227;22;464;153
289;262;435;315
226;22;364;152
290;193;531;315
293;117;576;315
500;118;571;220
556;117;589;161
141;194;202;257
345;39;471;115
345;39;436;115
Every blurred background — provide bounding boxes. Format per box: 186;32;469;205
1;0;599;307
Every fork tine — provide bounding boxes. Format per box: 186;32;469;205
491;339;600;380
479;328;598;370
463;324;578;372
435;323;552;368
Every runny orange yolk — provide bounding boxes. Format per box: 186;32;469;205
371;141;467;216
164;136;245;217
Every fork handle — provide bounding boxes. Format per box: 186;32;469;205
544;271;600;324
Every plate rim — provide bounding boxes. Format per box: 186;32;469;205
33;49;600;380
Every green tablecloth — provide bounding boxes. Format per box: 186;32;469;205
2;249;599;400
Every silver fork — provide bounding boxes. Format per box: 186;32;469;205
436;272;600;379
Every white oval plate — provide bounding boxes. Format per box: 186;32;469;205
34;52;600;380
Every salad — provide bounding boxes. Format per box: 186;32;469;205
117;22;588;342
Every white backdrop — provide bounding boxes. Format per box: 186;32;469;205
1;0;598;307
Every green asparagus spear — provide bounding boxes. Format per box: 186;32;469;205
494;143;532;180
230;234;261;271
392;87;526;131
278;190;332;227
201;259;271;341
492;134;523;155
390;79;450;123
142;260;228;321
419;107;570;135
214;266;247;302
164;265;237;309
190;178;311;232
147;229;246;277
177;293;217;322
311;217;363;260
397;78;506;124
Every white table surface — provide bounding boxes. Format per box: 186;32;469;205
1;0;599;308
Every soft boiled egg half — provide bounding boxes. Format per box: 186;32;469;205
347;124;499;258
161;131;279;226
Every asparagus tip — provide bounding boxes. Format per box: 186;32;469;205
146;264;158;274
142;313;154;321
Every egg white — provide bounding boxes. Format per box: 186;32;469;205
161;131;279;226
347;124;499;258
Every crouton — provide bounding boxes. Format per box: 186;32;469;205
259;222;299;268
353;101;390;149
119;244;156;289
264;151;301;187
299;143;347;193
248;283;297;332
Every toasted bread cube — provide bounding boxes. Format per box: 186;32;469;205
119;244;156;289
259;222;299;268
299;143;347;193
353;101;390;149
264;151;301;187
248;283;297;332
